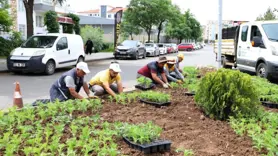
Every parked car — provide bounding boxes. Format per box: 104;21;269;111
114;40;146;60
165;44;174;53
145;43;160;56
7;33;85;75
157;43;167;55
171;43;178;53
192;43;198;50
178;43;193;51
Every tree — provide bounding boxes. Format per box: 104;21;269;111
0;0;12;32
80;25;104;52
44;11;60;33
184;9;202;42
23;0;65;38
121;12;141;40
126;0;161;42
256;7;277;21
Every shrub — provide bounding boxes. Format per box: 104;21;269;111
101;42;114;52
44;11;60;33
194;69;260;120
0;32;24;57
80;25;104;52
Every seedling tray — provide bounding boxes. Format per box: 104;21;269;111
32;99;50;106
123;137;171;154
139;99;171;107
135;83;155;91
185;91;195;96
261;101;278;109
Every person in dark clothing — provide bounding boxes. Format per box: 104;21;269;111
85;38;94;55
49;62;92;102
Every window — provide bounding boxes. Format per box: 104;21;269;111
36;16;43;27
250;26;262;41
18;24;26;37
18;0;25;12
89;14;92;16
56;37;68;50
241;26;248;42
108;14;111;18
262;23;278;41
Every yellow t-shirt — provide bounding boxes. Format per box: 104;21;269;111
164;64;175;72
89;69;121;86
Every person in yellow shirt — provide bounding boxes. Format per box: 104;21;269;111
88;62;123;97
164;58;185;84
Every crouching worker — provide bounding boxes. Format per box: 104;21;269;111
137;56;171;89
88;62;123;97
50;62;92;102
176;53;184;73
164;59;185;84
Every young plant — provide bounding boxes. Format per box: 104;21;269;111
137;77;152;87
176;148;194;156
170;82;180;89
138;91;171;103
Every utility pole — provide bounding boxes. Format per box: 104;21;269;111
217;0;222;69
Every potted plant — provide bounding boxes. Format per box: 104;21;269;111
138;91;171;107
135;77;155;90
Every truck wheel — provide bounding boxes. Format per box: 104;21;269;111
221;56;232;69
256;63;269;78
45;60;55;75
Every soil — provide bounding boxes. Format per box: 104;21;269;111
101;87;263;156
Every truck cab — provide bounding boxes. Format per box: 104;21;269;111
214;21;278;80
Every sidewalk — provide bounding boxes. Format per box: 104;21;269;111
0;52;114;73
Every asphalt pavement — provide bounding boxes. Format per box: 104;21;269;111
0;45;216;109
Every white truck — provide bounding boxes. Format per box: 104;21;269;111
214;20;278;80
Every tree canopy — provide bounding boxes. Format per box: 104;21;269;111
256;7;277;21
0;0;12;32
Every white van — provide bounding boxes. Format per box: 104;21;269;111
7;33;85;75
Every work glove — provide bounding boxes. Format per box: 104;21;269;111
177;80;182;84
162;83;169;89
166;83;172;88
88;96;100;99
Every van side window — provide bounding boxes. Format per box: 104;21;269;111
241;26;248;42
250;26;262;41
56;37;68;51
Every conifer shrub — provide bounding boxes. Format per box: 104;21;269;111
194;69;260;120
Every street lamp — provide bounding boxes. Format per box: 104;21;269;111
217;0;222;69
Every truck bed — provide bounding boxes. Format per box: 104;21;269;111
213;39;235;56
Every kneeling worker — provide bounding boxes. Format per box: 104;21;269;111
88;62;123;97
164;59;185;84
137;56;171;88
50;62;91;102
176;53;184;73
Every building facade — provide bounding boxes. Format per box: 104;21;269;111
77;5;127;19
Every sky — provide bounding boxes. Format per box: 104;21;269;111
69;0;278;25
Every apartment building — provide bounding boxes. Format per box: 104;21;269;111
4;0;75;39
77;5;126;19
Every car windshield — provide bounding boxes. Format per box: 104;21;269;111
120;40;137;47
21;36;58;48
262;23;278;41
145;44;154;47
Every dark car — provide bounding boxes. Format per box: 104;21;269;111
114;40;146;60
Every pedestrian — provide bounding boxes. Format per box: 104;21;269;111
137;56;171;88
164;58;184;84
88;61;123;97
85;38;94;55
49;62;92;102
176;53;184;73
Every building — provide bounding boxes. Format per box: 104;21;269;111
4;0;75;39
77;5;127;19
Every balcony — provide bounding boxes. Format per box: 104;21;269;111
34;0;65;12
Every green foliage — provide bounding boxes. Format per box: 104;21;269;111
44;11;60;33
80;25;104;52
0;0;12;32
62;24;74;34
121;17;141;40
182;66;199;78
256;7;277;21
120;121;162;144
195;69;260;120
101;42;114;52
137;77;152;87
230;111;278;155
176;148;194;156
63;13;81;34
184;10;202;41
170;82;180;89
109;92;139;105
0;32;24;57
138;91;171;103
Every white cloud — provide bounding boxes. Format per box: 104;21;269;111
72;0;278;25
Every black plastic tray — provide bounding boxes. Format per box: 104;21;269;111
261;101;278;109
32;99;50;106
123;137;171;154
185;92;195;96
139;99;171;107
135;83;155;91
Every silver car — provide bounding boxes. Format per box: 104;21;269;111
157;43;167;55
145;43;160;56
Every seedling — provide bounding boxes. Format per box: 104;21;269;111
137;77;152;87
138;91;170;103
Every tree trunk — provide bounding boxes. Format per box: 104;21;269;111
157;21;163;43
179;38;182;44
23;0;34;38
130;33;133;40
147;29;151;42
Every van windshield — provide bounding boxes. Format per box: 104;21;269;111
21;36;58;48
262;23;278;41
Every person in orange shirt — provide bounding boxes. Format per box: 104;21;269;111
88;61;123;97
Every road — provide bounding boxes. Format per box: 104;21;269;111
0;45;216;109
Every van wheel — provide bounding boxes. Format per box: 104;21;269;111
45;60;55;75
256;63;269;78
